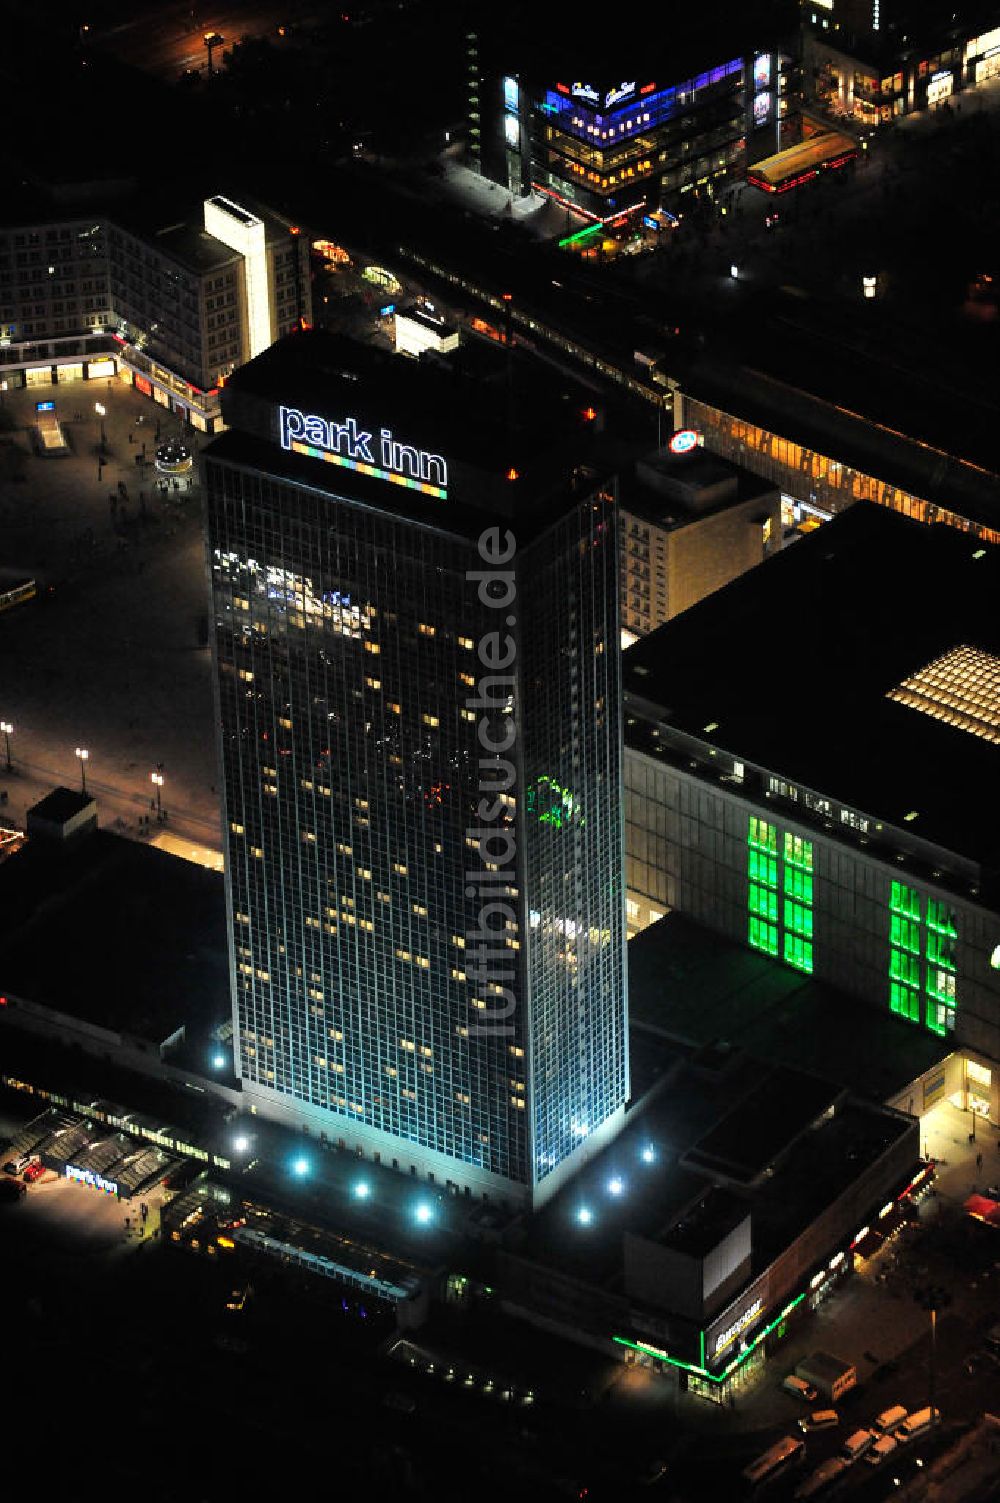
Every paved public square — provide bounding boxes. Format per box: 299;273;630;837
0;377;220;852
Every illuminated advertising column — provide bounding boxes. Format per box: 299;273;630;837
502;75;525;197
748;53;779;158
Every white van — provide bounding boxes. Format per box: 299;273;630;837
841;1429;875;1463
782;1374;817;1401
898;1407;939;1442
865;1434;898;1467
874;1404;908;1433
798;1409;839;1434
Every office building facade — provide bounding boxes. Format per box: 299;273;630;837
622;505;1000;1119
619;439;780;643
203;332;627;1205
0;195;309;430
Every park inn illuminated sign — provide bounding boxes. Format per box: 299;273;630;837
65;1163;118;1196
278;405;449;500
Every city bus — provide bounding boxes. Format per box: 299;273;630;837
0;573;36;613
746;131;859;195
743;1435;805;1488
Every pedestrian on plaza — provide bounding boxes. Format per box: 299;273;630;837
977;1151;983;1172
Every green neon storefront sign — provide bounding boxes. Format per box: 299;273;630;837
613;1291;806;1384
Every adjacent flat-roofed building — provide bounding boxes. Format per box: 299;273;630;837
622;504;1000;1107
619;437;780;642
0;191;310;431
498;1034;921;1400
0;792;230;1072
203;329;628;1207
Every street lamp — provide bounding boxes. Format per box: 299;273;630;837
94;401;106;444
203;31;224;75
151;765;164;819
914;1284;950;1432
0;721;11;773
75;746;89;794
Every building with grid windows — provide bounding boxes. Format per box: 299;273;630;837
203;330;628;1207
0;190;309;431
618;440;780;645
623;503;1000;1120
470;3;795;217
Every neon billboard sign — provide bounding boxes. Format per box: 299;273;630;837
668;428;700;454
279;406;448;499
605;81;636;108
571;81;600;105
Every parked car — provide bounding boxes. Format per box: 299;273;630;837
22;1160;45;1183
897;1407;940;1443
798;1409;839;1434
782;1375;818;1402
874;1405;908;1434
3;1152;34;1175
865;1434;898;1466
841;1429;876;1463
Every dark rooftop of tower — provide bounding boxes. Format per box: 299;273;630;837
211;327;614;542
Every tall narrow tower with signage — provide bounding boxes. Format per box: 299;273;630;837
202;331;628;1207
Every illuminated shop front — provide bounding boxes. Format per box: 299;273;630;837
966;28;1000;85
612;1162;931;1404
681;393;1000;546
116;347;222;432
478;36;790;218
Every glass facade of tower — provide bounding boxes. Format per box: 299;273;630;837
204;449;627;1199
520;495;627;1183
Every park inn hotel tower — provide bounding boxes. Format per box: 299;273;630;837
203;331;627;1207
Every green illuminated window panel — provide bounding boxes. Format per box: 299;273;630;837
926;1001;956;1037
926;968;956;1004
890;881;921;919
749;917;778;957
784;900;813;939
783;933;813;973
750;884;777;921
748;817;777;853
783;833;813;871
926;899;957;937
784;867;813;903
890;949;920;986
926;931;956;969
890;915;920;954
749;851;778;886
890;981;920;1022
